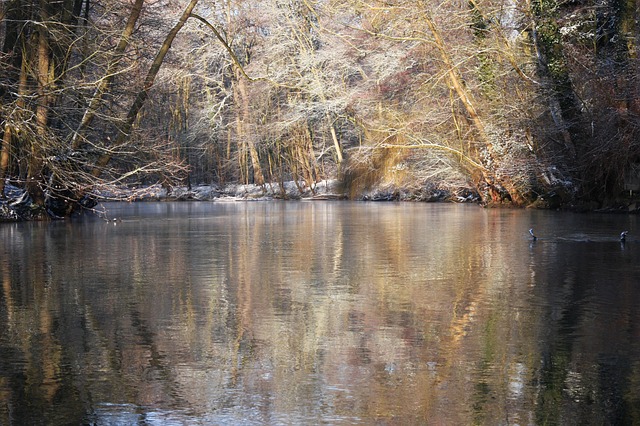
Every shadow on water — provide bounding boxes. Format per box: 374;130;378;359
1;202;640;424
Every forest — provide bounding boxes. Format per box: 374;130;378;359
1;0;639;219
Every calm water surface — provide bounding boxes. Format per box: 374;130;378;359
1;201;640;425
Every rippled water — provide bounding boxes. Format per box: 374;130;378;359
1;201;640;424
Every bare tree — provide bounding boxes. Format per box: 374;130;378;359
1;0;202;218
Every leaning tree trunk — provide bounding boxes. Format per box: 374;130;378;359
422;7;525;205
92;0;200;177
70;0;144;150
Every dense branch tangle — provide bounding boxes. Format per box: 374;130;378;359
0;0;201;216
328;0;539;204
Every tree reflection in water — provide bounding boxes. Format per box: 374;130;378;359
1;202;639;424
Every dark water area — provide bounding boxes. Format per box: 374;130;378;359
1;201;640;425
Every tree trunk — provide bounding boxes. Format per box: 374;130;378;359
2;49;30;198
0;126;11;198
1;1;31;84
0;1;32;197
233;68;264;185
26;0;53;208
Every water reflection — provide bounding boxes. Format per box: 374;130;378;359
1;202;640;424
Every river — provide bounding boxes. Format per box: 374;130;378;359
1;201;639;424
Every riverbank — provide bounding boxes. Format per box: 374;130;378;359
0;179;478;221
113;180;478;203
2;179;640;222
103;180;640;213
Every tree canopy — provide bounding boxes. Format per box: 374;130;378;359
1;0;639;218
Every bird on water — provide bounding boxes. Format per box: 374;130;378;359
529;228;537;241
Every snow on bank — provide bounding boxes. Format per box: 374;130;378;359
105;180;477;203
99;180;344;201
